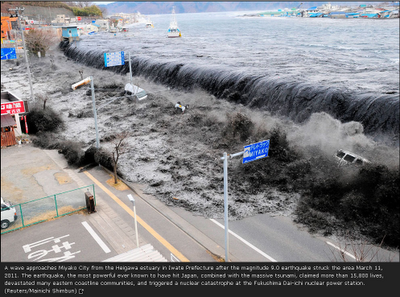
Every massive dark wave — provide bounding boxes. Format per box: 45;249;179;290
61;41;399;146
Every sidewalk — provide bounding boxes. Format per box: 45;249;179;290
43;147;219;262
35;149;144;255
77;165;271;262
79;165;220;262
1;144;268;262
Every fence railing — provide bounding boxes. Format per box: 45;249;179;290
1;184;95;234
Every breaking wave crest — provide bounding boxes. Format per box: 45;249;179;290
61;42;399;146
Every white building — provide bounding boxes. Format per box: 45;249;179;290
94;19;110;31
51;15;77;25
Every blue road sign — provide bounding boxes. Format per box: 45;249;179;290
104;51;124;67
1;48;17;60
242;139;270;164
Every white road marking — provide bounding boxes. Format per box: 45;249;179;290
326;241;356;260
210;219;277;262
22;235;69;253
82;221;111;254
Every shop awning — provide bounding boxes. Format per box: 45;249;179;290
1;113;17;128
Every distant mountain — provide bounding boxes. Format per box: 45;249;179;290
98;2;326;15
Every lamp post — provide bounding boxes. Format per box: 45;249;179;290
90;76;100;149
127;194;139;248
71;76;100;149
9;7;34;102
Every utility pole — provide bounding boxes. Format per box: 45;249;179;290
90;76;100;149
71;76;100;149
9;7;35;102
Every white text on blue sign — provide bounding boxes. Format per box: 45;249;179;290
1;48;17;60
243;139;270;164
104;51;125;67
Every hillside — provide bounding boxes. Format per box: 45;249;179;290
1;2;74;22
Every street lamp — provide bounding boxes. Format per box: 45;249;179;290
71;76;100;149
71;75;131;150
8;7;34;102
127;194;139;248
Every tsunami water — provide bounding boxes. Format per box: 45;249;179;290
60;11;399;146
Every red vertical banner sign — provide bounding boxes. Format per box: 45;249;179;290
24;115;28;134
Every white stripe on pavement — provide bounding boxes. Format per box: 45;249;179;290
210;219;277;262
82;221;111;254
326;241;356;260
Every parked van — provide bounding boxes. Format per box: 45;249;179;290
334;149;371;166
1;197;17;229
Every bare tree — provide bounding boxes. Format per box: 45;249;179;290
328;234;395;262
111;131;129;184
24;28;58;57
36;92;49;110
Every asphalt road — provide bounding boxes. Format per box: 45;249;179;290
2;145;398;263
1;214;117;262
209;214;399;262
216;215;335;262
170;206;399;262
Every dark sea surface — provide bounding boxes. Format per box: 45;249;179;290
63;11;400;145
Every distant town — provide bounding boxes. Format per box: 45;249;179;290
242;2;400;18
1;2;399;43
2;5;149;45
0;1;398;75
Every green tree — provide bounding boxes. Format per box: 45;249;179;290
72;5;102;17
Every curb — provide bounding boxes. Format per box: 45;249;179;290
97;164;226;262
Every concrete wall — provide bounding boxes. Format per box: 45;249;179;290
18;6;75;24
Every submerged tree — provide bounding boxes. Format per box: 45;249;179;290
111;131;129;184
36;92;49;110
24;28;58;57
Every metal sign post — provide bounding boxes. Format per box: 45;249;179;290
126;52;147;100
129;52;133;85
220;140;270;262
221;151;243;262
222;152;229;262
